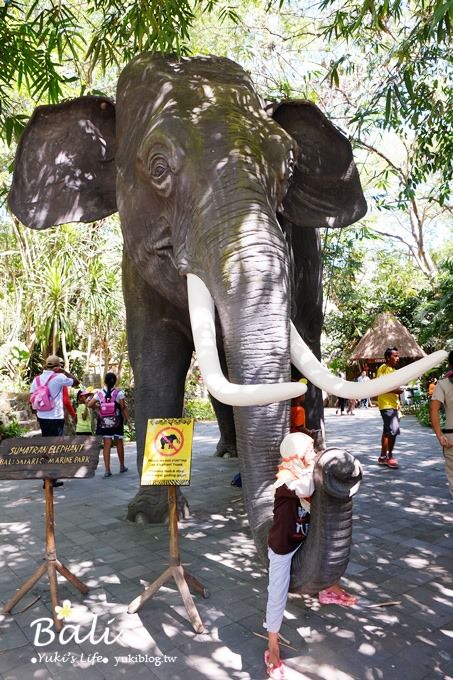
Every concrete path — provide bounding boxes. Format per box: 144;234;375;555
0;408;452;679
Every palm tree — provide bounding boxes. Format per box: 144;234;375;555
30;256;78;359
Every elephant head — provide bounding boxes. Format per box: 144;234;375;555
8;53;447;562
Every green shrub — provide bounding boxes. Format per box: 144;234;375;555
0;418;26;439
123;387;135;422
123;422;136;442
402;400;445;428
183;399;216;420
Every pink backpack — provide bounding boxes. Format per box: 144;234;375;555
99;389;119;416
98;389;120;429
30;374;57;411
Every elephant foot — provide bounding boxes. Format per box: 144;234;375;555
127;486;190;523
214;439;238;458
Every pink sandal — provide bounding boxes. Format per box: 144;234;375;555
318;588;357;607
264;650;286;679
385;457;399;469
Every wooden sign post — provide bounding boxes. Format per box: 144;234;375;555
0;436;100;630
128;419;208;633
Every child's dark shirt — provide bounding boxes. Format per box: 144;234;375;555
268;484;311;555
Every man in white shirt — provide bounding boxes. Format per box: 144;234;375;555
30;355;80;436
30;355;80;488
357;370;371;408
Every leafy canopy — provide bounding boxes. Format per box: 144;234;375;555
318;0;453;203
0;0;240;143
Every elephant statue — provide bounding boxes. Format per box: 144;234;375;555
8;53;447;580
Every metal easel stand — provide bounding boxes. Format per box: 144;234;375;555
3;479;89;631
128;486;209;633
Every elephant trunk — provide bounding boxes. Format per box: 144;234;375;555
290;447;362;593
196;214;292;560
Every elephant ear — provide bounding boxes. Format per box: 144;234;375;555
272;100;367;228
8;96;117;230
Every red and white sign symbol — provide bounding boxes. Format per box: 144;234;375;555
154;427;184;457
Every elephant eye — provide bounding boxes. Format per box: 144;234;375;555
149;155;170;181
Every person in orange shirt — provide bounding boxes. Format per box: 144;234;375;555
428;378;437;399
290;384;314;437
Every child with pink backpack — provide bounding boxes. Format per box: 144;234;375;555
87;372;131;478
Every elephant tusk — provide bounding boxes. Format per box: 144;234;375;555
290;322;448;399
187;274;307;406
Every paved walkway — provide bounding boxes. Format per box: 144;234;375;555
0;408;452;680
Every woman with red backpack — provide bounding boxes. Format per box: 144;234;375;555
87;372;131;478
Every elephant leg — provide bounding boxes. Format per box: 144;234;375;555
290;225;325;442
210;396;237;458
122;251;194;523
209;325;237;457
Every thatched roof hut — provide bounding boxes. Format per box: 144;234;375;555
350;312;425;363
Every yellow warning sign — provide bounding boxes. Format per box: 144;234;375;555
141;418;194;486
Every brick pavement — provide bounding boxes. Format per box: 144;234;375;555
0;408;452;679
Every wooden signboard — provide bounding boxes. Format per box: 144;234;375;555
130;417;207;632
141;418;194;486
0;436;100;480
1;436;100;631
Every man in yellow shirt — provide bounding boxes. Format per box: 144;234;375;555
377;347;403;469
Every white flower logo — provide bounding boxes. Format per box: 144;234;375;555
54;599;73;621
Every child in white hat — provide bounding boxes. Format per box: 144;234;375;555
265;433;356;679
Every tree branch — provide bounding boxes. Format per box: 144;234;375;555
355;139;406;179
371;228;435;280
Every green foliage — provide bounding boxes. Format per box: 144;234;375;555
322;224;376;308
0;0;247;142
322;227;430;363
0;0;451;205
318;0;453;203
183;399;215;421
402;400;445;429
417;256;453;351
0;418;25;439
185;360;207;400
323;234;452;368
189;2;317;100
322;226;377;355
123;422;136;442
0;341;30;387
0;217;125;388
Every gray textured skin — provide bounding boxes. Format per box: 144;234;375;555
8;54;367;582
290;448;362;593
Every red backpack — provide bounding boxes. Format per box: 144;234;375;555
30;374;57;412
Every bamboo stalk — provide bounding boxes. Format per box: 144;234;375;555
17;596;41;614
252;631;298;651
